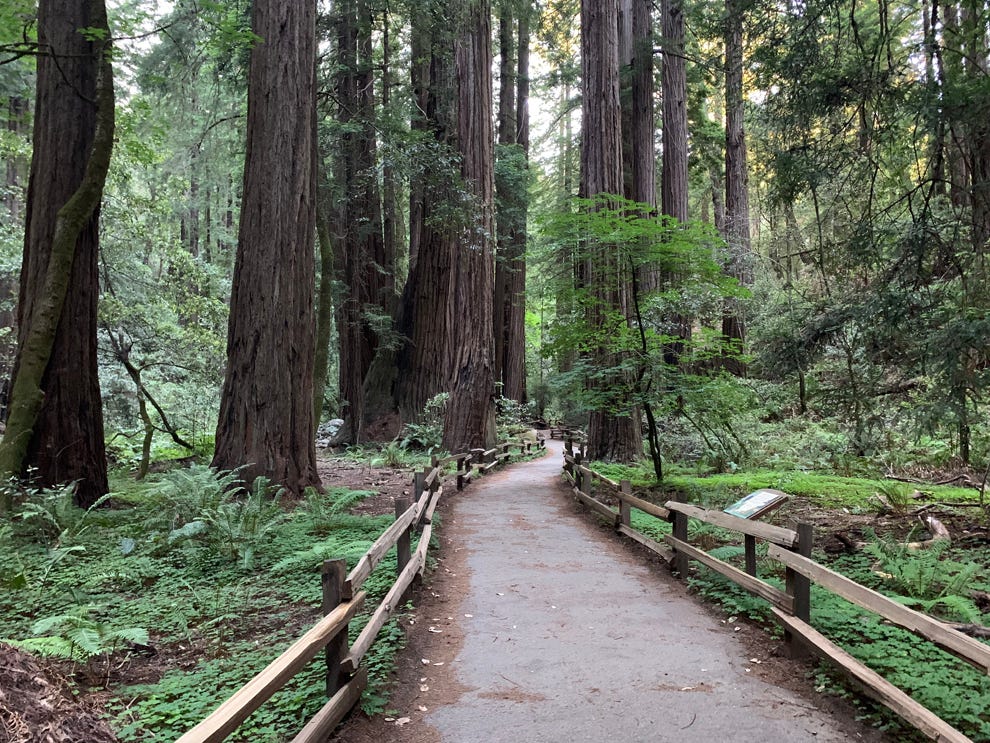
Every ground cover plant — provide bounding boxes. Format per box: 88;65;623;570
588;433;990;741
0;455;421;742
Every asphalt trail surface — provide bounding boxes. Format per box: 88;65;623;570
340;439;886;743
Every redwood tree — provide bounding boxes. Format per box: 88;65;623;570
443;0;497;452
722;0;751;375
212;0;320;492
581;0;642;462
1;0;114;508
494;0;531;404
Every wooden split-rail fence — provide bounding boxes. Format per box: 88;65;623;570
176;437;544;743
561;439;989;743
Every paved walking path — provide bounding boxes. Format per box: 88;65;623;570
340;440;885;743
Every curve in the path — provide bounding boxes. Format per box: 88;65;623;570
424;439;883;743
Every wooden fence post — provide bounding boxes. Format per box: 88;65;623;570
413;472;425;509
321;559;348;697
744;535;757;577
673;511;689;577
573;451;584;493
784;522;814;656
456;455;466;490
395;496;411;574
619;480;632;528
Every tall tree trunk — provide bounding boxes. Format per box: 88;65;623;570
313;160;336;428
503;6;531;403
660;0;691;363
1;0;113;510
212;0;320;493
395;2;457;422
494;4;516;397
621;0;655;210
494;2;530;404
622;0;662;480
722;0;751;376
661;0;688;222
443;0;497;453
328;0;390;444
581;0;643;462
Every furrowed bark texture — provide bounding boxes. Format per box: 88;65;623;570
494;4;530;404
395;3;457;422
504;8;531;404
660;0;691;363
331;0;391;443
722;0;751;375
581;0;643;462
443;0;497;453
2;0;113;508
212;0;320;492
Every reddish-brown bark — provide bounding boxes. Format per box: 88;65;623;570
212;0;320;492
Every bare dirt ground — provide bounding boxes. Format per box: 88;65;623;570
0;644;117;743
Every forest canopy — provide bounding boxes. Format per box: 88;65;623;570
0;0;988;501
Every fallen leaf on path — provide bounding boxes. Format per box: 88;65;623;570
417;705;428;712
395;717;411;726
421;659;431;665
420;684;429;692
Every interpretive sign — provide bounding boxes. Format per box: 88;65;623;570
724;488;788;520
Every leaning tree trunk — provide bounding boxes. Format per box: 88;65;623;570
212;0;321;493
581;0;643;462
0;0;114;510
443;0;497;453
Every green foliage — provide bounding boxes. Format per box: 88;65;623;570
862;535;984;621
395;393;449;453
1;604;148;667
538;196;743;423
4;479;113;547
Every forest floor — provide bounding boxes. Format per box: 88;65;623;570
3;441;987;741
332;441;890;743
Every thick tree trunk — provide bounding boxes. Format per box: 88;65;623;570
503;8;531;404
660;0;691;363
1;0;113;509
661;0;688;223
493;6;516;397
395;3;457;422
624;0;655;210
581;0;643;462
494;4;530;404
443;0;497;453
212;0;320;493
722;0;752;376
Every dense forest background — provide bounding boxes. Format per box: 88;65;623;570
1;0;989;502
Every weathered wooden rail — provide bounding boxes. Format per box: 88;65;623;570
559;445;987;743
177;436;542;743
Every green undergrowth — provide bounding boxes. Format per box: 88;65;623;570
681;542;990;740
588;460;978;511
0;467;430;741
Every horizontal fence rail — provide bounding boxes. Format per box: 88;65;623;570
558;448;982;743
180;436;542;742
